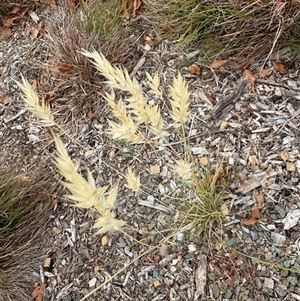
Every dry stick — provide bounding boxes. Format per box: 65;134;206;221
207;76;250;120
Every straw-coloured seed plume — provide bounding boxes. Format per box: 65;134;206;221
175;159;194;180
125;167;140;192
15;75;55;127
146;72;163;99
170;73;191;128
81;50;143;100
53;134;108;208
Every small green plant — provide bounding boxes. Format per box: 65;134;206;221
77;0;127;46
0;164;50;300
148;0;300;59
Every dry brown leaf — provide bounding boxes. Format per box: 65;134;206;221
10;6;21;14
241;201;260;225
32;283;47;301
40;0;57;8
188;64;201;76
66;0;79;9
281;151;289;162
255;68;273;78
203;90;214;103
3;17;19;27
121;0;141;18
87;107;94;120
0;26;12;38
58;63;74;74
199;156;209;166
273;60;287;74
145;37;154;47
286;162;296;172
26;26;39;38
221;203;229;216
209;59;228;69
243;69;256;92
101;235;109;246
31;79;38;90
44;91;55;104
150;165;160;175
2;94;9;104
220;120;228;129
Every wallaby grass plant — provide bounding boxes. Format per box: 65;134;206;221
17;51;232;300
16;50;230;240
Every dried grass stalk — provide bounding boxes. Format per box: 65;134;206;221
15;75;54;127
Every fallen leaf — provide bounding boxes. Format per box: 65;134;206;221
203;90;214;103
2;94;9;104
286;162;296;172
221;203;229;216
188;64;201;76
243;69;256;92
44;91;55;103
3;17;18;27
40;0;57;8
145;36;154;47
153;280;161;287
150;165;160;175
25;26;39;38
199;156;209;166
66;0;79;9
31;79;37;90
58;63;74;74
101;235;109;246
209;59;228;69
280;151;289;162
255;68;273;78
0;26;12;38
87;107;94;120
273;60;287;74
220;120;228;130
10;6;21;14
241;201;260;225
44;257;52;268
32;283;47;301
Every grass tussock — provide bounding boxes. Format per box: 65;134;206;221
147;0;300;59
0;161;52;301
17;50;231;241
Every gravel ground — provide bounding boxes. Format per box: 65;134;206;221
1;1;300;301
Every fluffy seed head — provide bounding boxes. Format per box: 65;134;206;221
125;167;140;192
175;159;193;180
16;75;54;127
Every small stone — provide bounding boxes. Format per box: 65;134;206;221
270;232;286;245
89;277;97;287
263;277;274;289
265;252;273;260
287;276;298;286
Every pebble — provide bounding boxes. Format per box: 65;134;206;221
271;232;286;245
265;252;273;260
287;276;299;286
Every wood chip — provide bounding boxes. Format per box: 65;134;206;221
150;165;160;175
281;151;289;161
286;162;296;172
194;254;207;300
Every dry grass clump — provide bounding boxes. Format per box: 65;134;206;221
17;49;230;240
0;161;52;301
147;0;300;60
82;50;230;238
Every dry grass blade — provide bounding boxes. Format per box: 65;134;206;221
15;75;55;127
